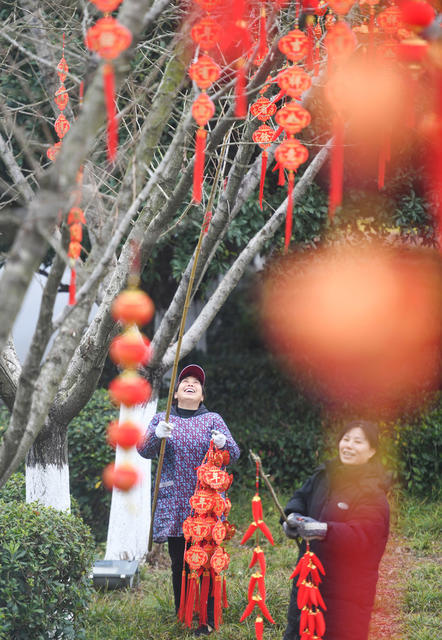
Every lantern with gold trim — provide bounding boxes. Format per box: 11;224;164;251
252;123;275;210
85;1;132;162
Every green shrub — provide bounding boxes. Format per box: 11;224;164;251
68;388;118;541
0;471;25;502
0;500;94;640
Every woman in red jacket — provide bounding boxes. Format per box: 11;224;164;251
282;420;390;640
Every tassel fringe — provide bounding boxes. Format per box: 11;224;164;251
103;63;117;163
193;128;207;203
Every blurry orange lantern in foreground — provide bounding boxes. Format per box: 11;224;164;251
259;244;441;418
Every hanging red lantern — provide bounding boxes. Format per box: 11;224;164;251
250;96;277;122
253;123;275;210
47;141;62;161
190;488;217;514
112;289;155;326
54;114;70;139
275;101;311;135
91;0;123;10
191;17;221;50
107;420;142;449
278;29;309;62
109;330;152;369
108;371;152;406
54;85;69;111
102;462;140;491
185;544;209;571
57;57;68;83
277;66;312;99
324;21;356;65
67;206;86;225
377;6;402;35
189;55;221;90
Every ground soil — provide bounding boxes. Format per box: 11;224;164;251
369;532;414;640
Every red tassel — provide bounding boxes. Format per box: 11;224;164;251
235;63;247;118
284;171;295;252
213;575;222;630
278;163;285;185
259;151;268;210
69;268;76;305
255;615;264;640
194;576;200;614
193;128;207;203
258;6;267;60
199;570;210;626
306;24;315;70
103;63;117;163
184;573;197;628
222;575;228;608
314;43;320;77
178;570;187;622
329;115;344;219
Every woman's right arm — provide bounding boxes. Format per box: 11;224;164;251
284;472;318;517
137;414;162;459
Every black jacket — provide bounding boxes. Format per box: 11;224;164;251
283;458;390;640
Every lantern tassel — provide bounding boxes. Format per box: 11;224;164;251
285;171;295;252
259;151;268;210
69;268;76;306
314;42;320;77
258;5;267;59
199;570;210;626
306;23;315;70
184;573;197;628
103;63;117;163
329;115;344;219
235;62;247;118
222;575;228;608
193;128;207;203
178;570;187;621
213;575;222;630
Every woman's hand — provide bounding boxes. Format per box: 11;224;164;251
211;430;226;448
155;420;174;439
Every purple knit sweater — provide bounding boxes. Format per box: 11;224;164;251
137;404;240;542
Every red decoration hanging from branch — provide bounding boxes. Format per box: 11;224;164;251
47;35;70;162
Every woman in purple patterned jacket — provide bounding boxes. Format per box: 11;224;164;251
137;364;240;636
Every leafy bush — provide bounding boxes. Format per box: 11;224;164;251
0;500;94;640
0;471;25;502
68;388;118;541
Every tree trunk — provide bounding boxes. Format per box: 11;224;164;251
25;417;70;512
104;398;158;561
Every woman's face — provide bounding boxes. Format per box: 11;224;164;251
339;426;376;466
174;375;204;409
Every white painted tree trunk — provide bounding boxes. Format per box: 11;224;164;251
26;463;71;512
104;398;158;561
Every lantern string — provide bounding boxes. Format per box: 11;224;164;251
103;62;117;163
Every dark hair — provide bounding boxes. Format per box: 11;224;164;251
337;419;379;451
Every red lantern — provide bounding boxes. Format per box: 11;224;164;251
91;0;123;10
185;544;209;571
54;114;70;139
277;66;312;98
112;289;155;326
110;330;152;368
67;206;86;225
102;462;139;491
278;29;309;62
253;123;276;210
276;101;311;135
377;6;403;35
210;546;229;574
107;420;142;449
46;141;62;161
327;0;353;14
68;241;82;260
69;223;83;243
108;371;152;406
212;520;226;545
54;85;69;111
191;17;221;50
325;22;356;64
57;57;68;82
250;96;277;122
201;466;230;491
189;55;221;90
190;488;216;514
192;93;215;127
400;1;435;29
85;17;132;59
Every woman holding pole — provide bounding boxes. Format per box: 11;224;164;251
137;364;240;636
281;419;390;640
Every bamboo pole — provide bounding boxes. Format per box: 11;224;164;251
147;132;231;552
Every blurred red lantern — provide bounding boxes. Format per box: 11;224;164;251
325;22;356;64
68;241;82;260
189;55;221;90
398;37;429;62
327;0;353;14
57;57;68;82
400;1;435;30
259;245;441;417
252;124;275;150
275;101;311;135
54;85;69;111
377;6;402;35
108;371;152;406
46;141;62;161
278;29;309;62
85;17;132;59
277;66;312;98
54;114;70;139
103;462;139;491
67;206;86;225
107;420;142;449
194;0;222;9
112;289;155;326
110;330;152;368
91;0;123;10
250;96;277;122
69;223;83;243
192;92;215;127
191;17;221;50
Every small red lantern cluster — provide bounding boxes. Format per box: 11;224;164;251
47;35;69;162
290;543;327;639
66;203;86;304
239;461;275;639
85;0;132;162
103;273;155;492
179;442;235;631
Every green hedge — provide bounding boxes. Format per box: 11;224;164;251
0;500;94;639
68;388;117;541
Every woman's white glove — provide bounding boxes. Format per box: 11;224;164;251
155;420;173;439
211;430;226;449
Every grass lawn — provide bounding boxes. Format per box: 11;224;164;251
84;489;441;640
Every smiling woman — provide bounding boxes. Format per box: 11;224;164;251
137;365;240;636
